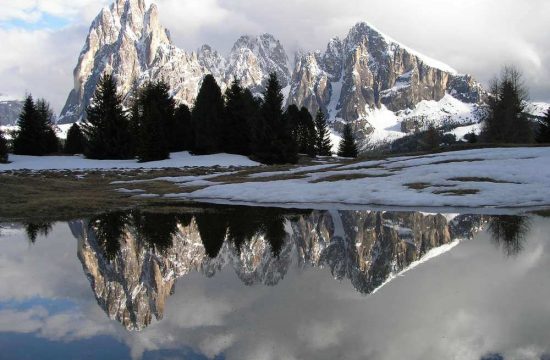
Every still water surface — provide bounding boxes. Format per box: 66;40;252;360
0;205;548;359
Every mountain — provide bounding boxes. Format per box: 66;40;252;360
69;209;483;331
0;95;23;126
288;23;486;143
59;0;486;145
59;0;290;124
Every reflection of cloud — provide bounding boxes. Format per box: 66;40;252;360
1;218;550;359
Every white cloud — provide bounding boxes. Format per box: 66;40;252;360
0;0;549;114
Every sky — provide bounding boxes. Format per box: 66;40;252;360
0;0;549;114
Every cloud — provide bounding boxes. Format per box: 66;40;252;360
0;0;549;114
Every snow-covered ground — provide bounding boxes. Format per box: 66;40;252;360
161;147;550;211
0;152;259;171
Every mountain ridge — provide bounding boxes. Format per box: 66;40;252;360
58;0;486;146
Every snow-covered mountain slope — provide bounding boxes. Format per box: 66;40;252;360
0;95;23;126
288;22;488;146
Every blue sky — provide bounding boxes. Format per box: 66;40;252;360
0;13;70;31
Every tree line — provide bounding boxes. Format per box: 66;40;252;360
3;72;358;164
6;65;549;165
75;72;358;163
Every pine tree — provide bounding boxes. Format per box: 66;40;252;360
338;123;359;158
192;75;224;154
315;110;332;156
13;95;41;155
64;123;85;154
223;79;256;155
12;96;58;155
0;129;8;163
132;81;171;162
286;105;316;157
147;80;176;151
253;73;298;164
82;74;133;159
174;104;194;152
36;99;59;154
536;108;550;143
422;125;440;151
482;67;533;144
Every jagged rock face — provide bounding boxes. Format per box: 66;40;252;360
288;23;485;128
0;99;23;126
58;0;491;148
59;0;290;123
71;210;482;331
227;34;291;93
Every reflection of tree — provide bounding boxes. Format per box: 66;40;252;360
89;211;130;260
487;215;531;256
195;212;229;258
262;216;286;257
133;211;179;253
226;207;291;257
83;206;304;260
24;222;53;243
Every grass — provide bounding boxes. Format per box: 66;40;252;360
0;169;216;222
448;177;519;184
432;189;480;196
430;158;485;165
309;173;391;183
405;182;432;190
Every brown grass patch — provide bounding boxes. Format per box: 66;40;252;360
405;182;431;190
432;189;480;196
430;158;485;165
448;177;519;184
309;173;391;183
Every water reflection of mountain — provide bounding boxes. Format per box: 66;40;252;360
68;208;487;331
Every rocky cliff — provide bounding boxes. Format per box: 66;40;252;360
59;0;290;124
70;209;483;331
58;0;486;145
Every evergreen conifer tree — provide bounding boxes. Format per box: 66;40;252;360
223;79;256;155
13;95;41;155
82;74;133;159
254;73;298;164
536;108;550;143
174;104;194;151
482;67;533;144
315;110;333;156
0;129;8;163
13;96;58;155
132;81;171;162
64;123;85;154
192;75;224;154
36;99;59;154
422;125;440;151
337;123;359;158
285;105;316;157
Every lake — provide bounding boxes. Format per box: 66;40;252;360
0;204;548;359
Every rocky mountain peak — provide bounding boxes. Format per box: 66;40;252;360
59;0;487;148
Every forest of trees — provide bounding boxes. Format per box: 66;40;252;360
78;72;347;164
8;66;550;164
12;95;59;156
